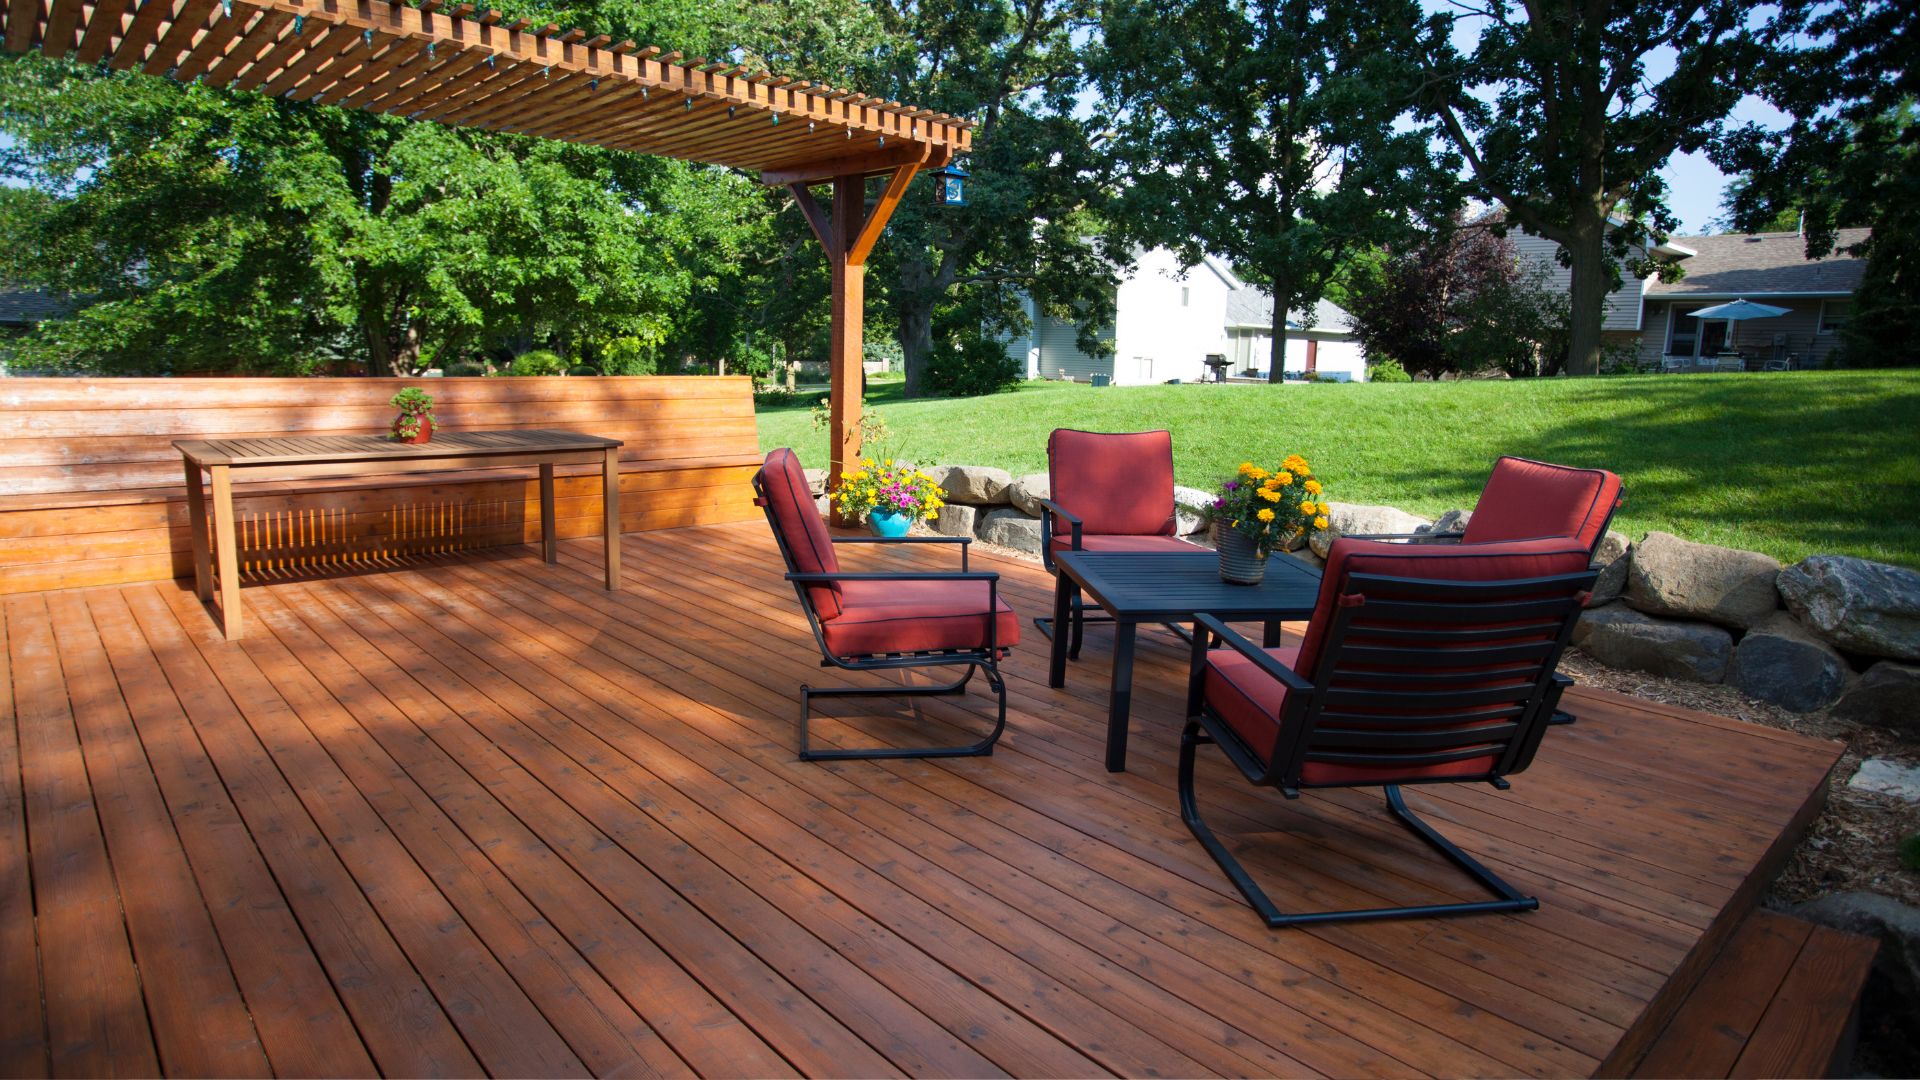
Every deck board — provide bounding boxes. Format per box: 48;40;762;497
0;523;1844;1078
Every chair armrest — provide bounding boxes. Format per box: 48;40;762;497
786;570;1000;583
1035;497;1082;567
834;533;969;569
1192;613;1317;693
1341;530;1465;544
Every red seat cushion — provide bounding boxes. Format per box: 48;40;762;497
1048;429;1177;537
1050;533;1204;554
821;579;1022;658
1204;646;1500;785
758;448;843;619
1462;456;1622;553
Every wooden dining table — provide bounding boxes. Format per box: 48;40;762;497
176;429;624;640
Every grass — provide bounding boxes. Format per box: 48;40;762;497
756;370;1920;568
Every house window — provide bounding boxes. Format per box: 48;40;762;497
1666;307;1699;356
1181;286;1190;307
1818;300;1849;335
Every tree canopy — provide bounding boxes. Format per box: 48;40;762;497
1095;0;1455;383
1413;0;1803;375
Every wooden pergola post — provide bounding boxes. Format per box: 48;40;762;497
777;148;939;523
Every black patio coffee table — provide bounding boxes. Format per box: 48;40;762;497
1048;549;1322;772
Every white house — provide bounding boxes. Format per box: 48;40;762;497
1001;247;1367;384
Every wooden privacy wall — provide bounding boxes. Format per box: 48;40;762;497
0;376;763;594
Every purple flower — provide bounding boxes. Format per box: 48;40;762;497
1213;499;1225;509
1224;481;1239;491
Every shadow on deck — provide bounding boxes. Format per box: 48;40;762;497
0;524;1844;1077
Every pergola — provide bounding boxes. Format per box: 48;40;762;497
1;0;970;495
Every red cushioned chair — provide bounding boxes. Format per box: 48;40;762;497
1037;428;1203;657
1354;456;1623;557
754;448;1019;761
1180;535;1596;927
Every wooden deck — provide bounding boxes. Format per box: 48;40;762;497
0;524;1844;1078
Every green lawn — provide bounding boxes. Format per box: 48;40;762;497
756;370;1920;568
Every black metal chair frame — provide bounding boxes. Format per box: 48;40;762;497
754;470;1009;762
1035;496;1207;654
1180;566;1595;928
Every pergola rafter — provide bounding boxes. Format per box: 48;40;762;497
2;0;967;497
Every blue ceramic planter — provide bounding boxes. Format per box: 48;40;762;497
868;510;913;538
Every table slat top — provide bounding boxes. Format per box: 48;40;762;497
1055;549;1322;620
175;428;622;466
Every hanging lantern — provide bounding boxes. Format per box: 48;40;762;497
932;163;968;207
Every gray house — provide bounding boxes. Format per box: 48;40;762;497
1636;229;1868;369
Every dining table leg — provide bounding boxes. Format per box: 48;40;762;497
1048;570;1073;688
1263;619;1282;648
539;463;558;563
183;457;212;601
210;464;241;640
602;446;621;589
1104;620;1138;772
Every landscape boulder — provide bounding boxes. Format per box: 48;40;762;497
803;467;828;497
1429;508;1473;537
1589;530;1632;605
1624;531;1781;630
1007;473;1050;517
918;463;954;489
1310;503;1434;558
1849;758;1920;802
1173;485;1216;536
978;508;1043;555
1573;602;1734;683
1778;555;1920;662
1831;661;1920;737
1727;613;1851;712
939;465;1013;506
1792;891;1920;1013
931;504;978;538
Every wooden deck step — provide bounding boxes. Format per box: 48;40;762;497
1632;908;1879;1078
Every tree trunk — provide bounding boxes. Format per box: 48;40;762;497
1563;214;1608;377
899;300;934;397
1266;265;1292;384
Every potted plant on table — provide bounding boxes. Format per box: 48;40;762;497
389;387;436;444
1205;455;1331;584
831;457;944;537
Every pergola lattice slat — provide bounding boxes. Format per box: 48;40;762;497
2;0;971;172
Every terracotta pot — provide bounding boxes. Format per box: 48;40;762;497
391;414;434;444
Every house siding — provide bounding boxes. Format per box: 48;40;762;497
1509;230;1645;331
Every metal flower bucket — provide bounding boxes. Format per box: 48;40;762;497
1215;523;1267;585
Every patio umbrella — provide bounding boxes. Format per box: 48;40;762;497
1687;298;1792;320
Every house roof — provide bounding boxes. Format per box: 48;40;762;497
1646;229;1870;299
1223;289;1354;335
0;288;70;326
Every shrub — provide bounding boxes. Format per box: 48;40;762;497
566;364;598;377
1366;357;1412;383
924;334;1023;397
442;359;487;377
508;349;568;376
1900;832;1920;872
599;335;658;376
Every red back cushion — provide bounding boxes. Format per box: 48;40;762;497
1462;456;1622;553
1047;429;1177;537
757;448;843;619
1292;536;1595;683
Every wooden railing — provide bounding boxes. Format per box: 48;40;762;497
0;376;763;595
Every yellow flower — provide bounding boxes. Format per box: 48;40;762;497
845;470;864;482
1257;488;1281;503
1300;500;1317;514
1275;471;1293;486
1313;515;1329;530
1256;508;1276;523
1246;467;1268;481
1304;479;1322;495
1237;462;1256;475
1318;501;1331;516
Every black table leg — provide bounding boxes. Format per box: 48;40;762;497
1263;619;1282;648
1105;620;1138;772
1049;570;1073;688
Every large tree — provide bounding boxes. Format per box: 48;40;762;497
1713;1;1918;365
1413;0;1801;375
1096;0;1454;383
854;0;1119;397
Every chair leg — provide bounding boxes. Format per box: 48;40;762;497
798;663;1008;762
1068;591;1085;660
1179;721;1539;928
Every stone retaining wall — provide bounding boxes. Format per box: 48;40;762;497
813;463;1920;727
